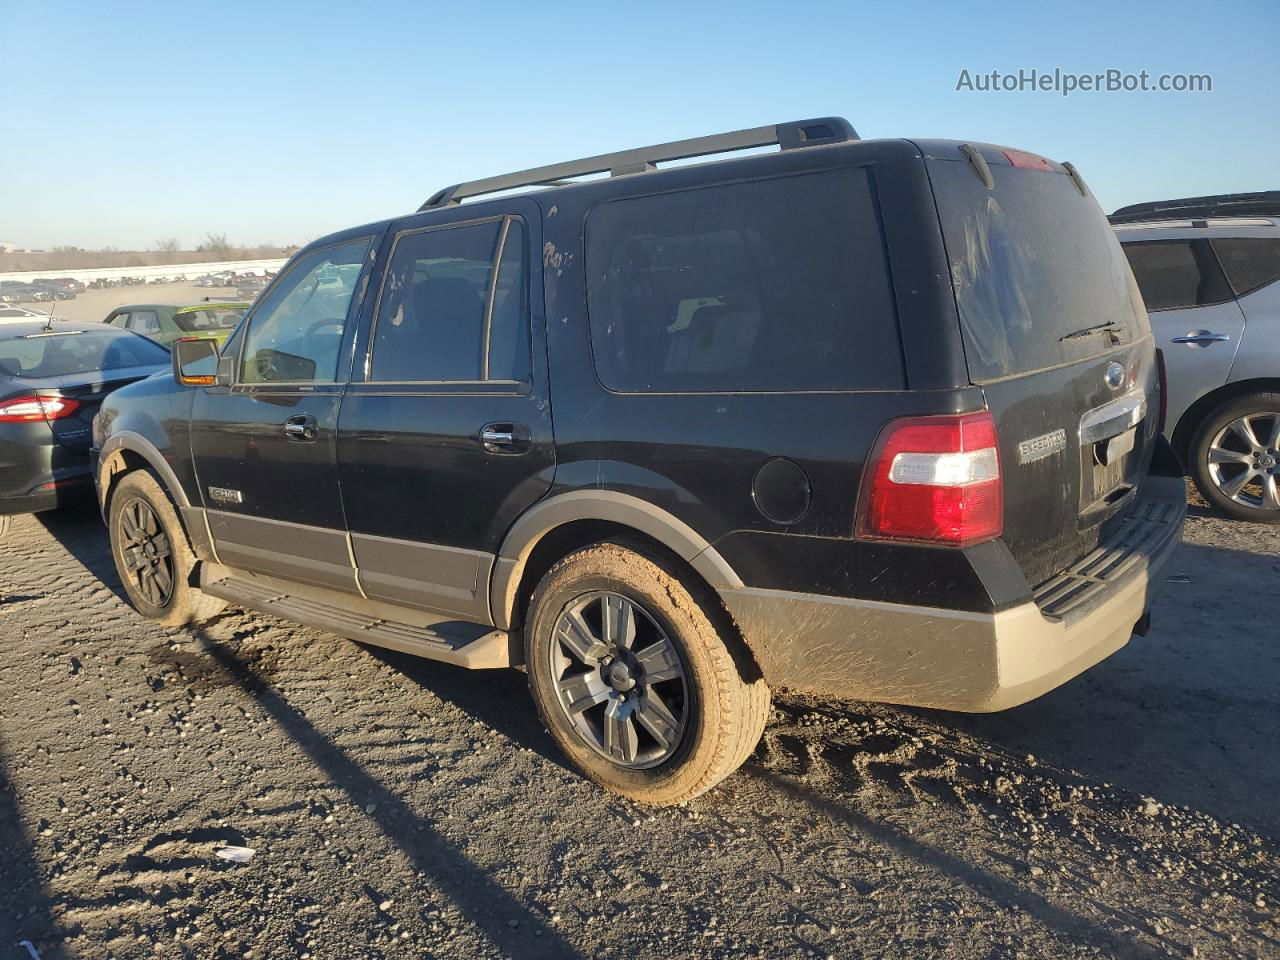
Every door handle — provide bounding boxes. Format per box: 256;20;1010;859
1171;332;1231;346
480;427;514;445
284;415;318;442
479;422;530;453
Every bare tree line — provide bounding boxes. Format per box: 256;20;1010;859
0;235;299;272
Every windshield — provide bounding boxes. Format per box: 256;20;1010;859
174;307;244;333
0;330;169;379
929;159;1148;382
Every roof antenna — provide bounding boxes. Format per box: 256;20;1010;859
42;300;56;332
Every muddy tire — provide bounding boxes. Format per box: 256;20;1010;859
525;540;769;805
1190;392;1280;524
108;471;225;626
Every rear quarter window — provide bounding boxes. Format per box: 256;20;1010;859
1211;237;1280;297
585;169;902;393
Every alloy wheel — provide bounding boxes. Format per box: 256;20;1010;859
118;497;176;607
1207;411;1280;512
548;591;690;769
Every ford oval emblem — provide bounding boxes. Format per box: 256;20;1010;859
1104;361;1125;391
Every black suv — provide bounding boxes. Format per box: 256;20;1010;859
94;118;1185;804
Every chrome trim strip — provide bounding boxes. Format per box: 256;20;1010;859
1079;391;1147;445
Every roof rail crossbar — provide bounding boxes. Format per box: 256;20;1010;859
419;117;858;210
1110;191;1280;224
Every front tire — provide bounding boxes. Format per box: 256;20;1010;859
1190;392;1280;523
525;541;769;805
108;471;226;626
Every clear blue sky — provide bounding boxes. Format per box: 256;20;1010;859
2;0;1276;250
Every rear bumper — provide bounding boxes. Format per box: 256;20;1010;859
721;472;1186;712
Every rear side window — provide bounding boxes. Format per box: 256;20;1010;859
369;217;529;383
586;169;901;393
1121;240;1233;311
930;160;1147;381
1211;238;1280;298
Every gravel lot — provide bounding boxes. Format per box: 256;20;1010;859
0;490;1276;960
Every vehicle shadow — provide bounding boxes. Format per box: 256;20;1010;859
359;646;571;774
35;499;132;605
189;628;585;960
0;741;70;960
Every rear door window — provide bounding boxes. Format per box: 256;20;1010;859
585;169;901;393
1121;240;1233;311
368;217;529;383
1210;237;1280;297
929;159;1147;381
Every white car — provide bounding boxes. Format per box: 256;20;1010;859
0;306;57;324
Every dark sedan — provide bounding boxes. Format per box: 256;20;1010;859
0;320;170;538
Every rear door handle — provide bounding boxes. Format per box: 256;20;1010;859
479;422;530;453
1171;332;1231;345
284;414;318;442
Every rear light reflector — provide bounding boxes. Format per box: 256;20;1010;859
857;412;1004;546
0;396;81;423
1003;149;1054;171
1154;348;1168;435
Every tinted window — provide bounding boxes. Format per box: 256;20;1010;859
586;169;901;393
931;161;1150;381
240;239;370;384
1121;240;1232;311
174;307;244;333
370;217;529;382
1211;238;1280;297
129;310;161;335
0;330;169;379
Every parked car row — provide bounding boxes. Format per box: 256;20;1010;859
2;119;1271;804
0;277;83;304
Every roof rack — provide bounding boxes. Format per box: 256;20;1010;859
1109;191;1280;224
418;117;858;211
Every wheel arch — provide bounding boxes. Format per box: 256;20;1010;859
98;431;190;512
1171;377;1280;466
490;491;743;632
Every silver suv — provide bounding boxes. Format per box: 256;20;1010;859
1112;192;1280;523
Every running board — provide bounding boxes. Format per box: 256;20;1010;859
200;566;514;669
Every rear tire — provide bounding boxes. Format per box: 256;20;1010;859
525;541;769;805
1190;392;1280;523
108;471;226;626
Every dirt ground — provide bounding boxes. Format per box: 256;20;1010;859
0;490;1276;960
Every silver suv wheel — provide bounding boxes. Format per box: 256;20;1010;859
1207;411;1280;512
548;591;689;769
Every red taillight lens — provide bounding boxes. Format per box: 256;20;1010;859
1154;348;1168;435
857;412;1003;546
0;396;81;423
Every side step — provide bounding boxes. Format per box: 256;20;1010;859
201;567;514;669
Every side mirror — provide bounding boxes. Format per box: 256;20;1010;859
172;337;220;387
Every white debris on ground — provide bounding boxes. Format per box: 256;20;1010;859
0;491;1276;959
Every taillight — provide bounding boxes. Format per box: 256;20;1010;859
1003;149;1054;171
857;412;1003;546
1154;349;1168;435
0;396;81;423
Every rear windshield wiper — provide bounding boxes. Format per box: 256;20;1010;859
1059;321;1124;344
